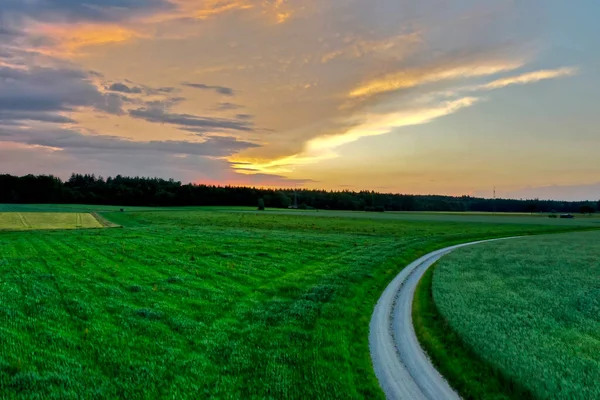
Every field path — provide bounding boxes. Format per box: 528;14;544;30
369;238;516;400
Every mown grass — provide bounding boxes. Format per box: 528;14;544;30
0;210;591;399
0;213;103;231
427;231;600;399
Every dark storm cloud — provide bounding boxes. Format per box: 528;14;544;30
0;125;259;157
181;82;235;96
129;106;254;132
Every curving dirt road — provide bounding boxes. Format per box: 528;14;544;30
369;238;515;400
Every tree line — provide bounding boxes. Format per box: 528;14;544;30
0;173;598;213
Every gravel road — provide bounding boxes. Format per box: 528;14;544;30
369;239;515;399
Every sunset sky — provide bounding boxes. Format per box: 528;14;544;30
1;0;598;200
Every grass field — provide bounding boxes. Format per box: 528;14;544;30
0;209;594;399
427;231;600;399
2;204;599;227
0;213;103;231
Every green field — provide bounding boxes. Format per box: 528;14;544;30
0;209;594;399
430;231;600;399
0;213;103;231
2;204;599;227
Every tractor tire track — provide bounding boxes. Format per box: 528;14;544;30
18;213;31;229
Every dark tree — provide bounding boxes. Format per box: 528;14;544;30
0;173;596;214
580;205;594;215
257;198;265;211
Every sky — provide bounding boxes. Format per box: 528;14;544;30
0;0;598;201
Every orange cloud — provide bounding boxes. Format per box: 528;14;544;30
192;0;253;19
269;0;291;23
36;23;140;55
26;1;293;56
166;0;291;23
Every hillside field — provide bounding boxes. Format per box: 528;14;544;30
430;231;600;399
0;207;595;399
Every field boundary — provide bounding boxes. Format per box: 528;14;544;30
90;212;122;228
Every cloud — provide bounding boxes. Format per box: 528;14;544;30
0;62;252;138
188;0;253;19
350;60;524;100
476;67;578;91
0;0;174;54
0;0;172;25
235;97;478;174
0;27;21;38
0;129;299;188
0;0;588;195
320;32;422;64
0;64;126;124
311;97;478;152
1;0;297;55
0;138;293;187
215;102;243;111
168;0;292;23
182;82;235;96
38;24;141;54
0;125;258;157
128;106;254;132
0;110;76;124
106;82;143;94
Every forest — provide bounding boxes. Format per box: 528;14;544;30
0;173;597;213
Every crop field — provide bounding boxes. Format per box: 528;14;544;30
0;213;103;231
432;231;600;399
0;209;592;399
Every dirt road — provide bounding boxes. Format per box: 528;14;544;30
369;239;514;399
